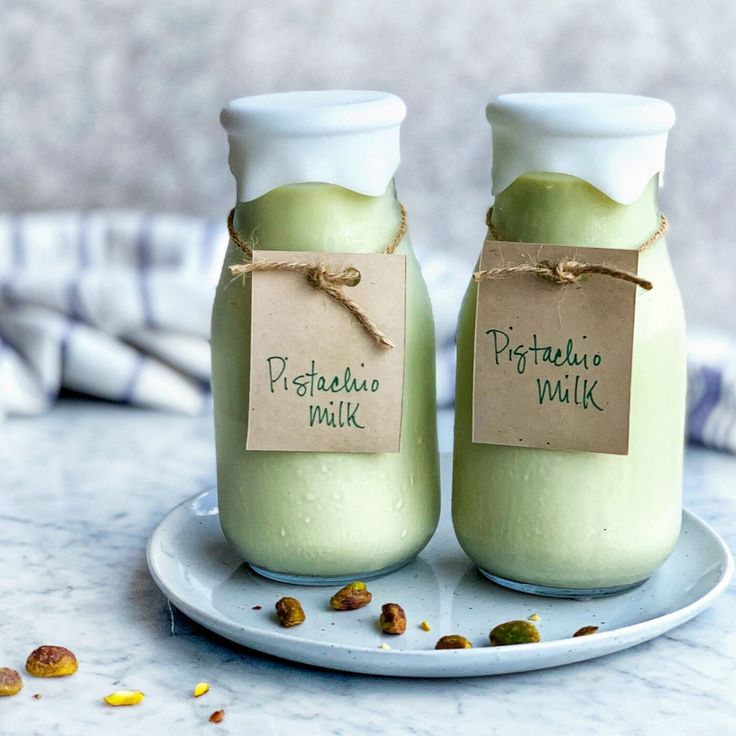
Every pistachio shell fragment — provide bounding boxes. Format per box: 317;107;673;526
0;668;23;696
103;690;145;706
329;581;372;611
275;597;305;627
435;635;473;650
193;682;210;697
489;620;541;646
210;709;225;723
379;603;406;635
528;613;540;622
25;646;78;678
573;625;599;637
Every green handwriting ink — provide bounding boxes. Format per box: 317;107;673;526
267;356;288;394
309;401;365;429
485;329;602;375
267;358;381;398
536;374;603;412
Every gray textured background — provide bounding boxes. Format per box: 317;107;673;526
1;0;733;331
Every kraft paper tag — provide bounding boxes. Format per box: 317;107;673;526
246;250;406;453
473;240;640;455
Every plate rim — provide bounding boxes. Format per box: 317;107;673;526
146;488;734;670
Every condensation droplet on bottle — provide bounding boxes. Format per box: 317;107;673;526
331;491;342;501
400;528;408;538
303;516;312;525
280;527;286;537
394;498;404;510
305;492;317;501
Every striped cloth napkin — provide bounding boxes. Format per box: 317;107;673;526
0;208;468;422
1;209;735;455
0;210;227;419
686;330;736;453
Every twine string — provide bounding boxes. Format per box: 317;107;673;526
226;205;407;349
475;207;669;291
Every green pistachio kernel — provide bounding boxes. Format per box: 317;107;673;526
275;597;306;628
435;635;473;650
489;620;541;646
329;581;372;611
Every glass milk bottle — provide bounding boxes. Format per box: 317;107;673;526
453;94;686;596
212;91;440;584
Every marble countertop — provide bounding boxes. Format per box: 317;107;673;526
1;400;734;735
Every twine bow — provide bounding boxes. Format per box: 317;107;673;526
474;258;654;290
226;207;407;349
474;208;668;290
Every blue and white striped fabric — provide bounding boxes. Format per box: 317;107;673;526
686;331;736;453
0;210;228;418
1;210;735;455
0;209;467;422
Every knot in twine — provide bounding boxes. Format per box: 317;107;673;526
475;207;669;291
304;263;361;290
226;206;407;350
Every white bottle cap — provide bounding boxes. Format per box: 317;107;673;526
221;90;406;202
486;93;675;205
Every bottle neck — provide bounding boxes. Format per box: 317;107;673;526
491;172;661;249
233;182;403;254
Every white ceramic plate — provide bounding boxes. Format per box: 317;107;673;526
147;457;733;678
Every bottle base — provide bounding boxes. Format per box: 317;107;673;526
478;567;649;600
249;558;414;586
